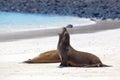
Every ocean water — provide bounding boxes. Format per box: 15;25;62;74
0;12;95;32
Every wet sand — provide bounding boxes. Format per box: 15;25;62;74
0;19;120;42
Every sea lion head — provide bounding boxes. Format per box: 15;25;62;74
58;27;67;46
61;31;70;46
57;27;70;50
58;27;67;35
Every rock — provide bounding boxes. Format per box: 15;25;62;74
66;24;73;28
0;0;119;19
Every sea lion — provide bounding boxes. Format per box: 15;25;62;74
24;50;60;63
57;27;109;67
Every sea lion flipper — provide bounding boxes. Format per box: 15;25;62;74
101;64;112;67
77;63;111;67
23;59;33;63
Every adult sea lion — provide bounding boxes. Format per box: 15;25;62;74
24;50;60;63
57;27;110;67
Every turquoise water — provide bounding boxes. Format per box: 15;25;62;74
0;12;95;32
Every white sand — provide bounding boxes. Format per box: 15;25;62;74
0;20;120;80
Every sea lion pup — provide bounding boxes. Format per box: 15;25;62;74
58;27;110;67
24;50;60;63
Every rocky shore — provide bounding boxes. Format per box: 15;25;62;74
0;0;120;19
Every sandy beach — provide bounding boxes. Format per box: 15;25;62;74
0;20;120;80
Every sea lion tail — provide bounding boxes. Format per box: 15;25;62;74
102;64;111;67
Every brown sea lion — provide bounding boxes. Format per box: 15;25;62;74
57;27;110;67
24;50;60;63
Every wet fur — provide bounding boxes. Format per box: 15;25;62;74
57;27;110;67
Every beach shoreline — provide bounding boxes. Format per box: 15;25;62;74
0;19;120;42
0;19;120;80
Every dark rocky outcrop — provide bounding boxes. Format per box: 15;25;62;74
0;0;120;19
